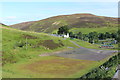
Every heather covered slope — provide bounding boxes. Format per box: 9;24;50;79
1;24;100;78
10;13;118;33
2;24;79;65
1;24;118;78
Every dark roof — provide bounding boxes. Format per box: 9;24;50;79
101;45;113;47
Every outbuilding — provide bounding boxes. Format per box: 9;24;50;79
99;45;114;48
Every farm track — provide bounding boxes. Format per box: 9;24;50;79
39;40;117;56
39;40;118;61
39;49;69;56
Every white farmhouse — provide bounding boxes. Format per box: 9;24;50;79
64;33;69;38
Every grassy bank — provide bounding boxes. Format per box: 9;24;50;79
52;27;118;34
70;27;118;34
2;56;98;78
2;26;117;78
2;26;80;65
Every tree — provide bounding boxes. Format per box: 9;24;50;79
88;32;98;44
69;32;75;38
117;29;120;43
82;34;89;41
57;25;69;35
98;33;105;40
89;38;93;44
111;33;117;40
92;32;98;43
105;32;111;38
76;32;83;39
94;37;99;43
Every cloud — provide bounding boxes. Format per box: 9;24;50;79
6;16;17;19
0;16;17;21
0;16;19;25
0;16;17;22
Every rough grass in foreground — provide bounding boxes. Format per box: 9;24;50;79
2;26;116;78
2;56;98;78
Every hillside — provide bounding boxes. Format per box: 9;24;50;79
10;13;118;33
2;24;80;65
1;23;101;78
2;24;118;78
2;24;101;65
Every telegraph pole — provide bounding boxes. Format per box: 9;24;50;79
26;37;27;50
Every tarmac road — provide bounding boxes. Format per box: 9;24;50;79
39;40;118;61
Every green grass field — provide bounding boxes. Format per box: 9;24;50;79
0;27;2;79
70;39;100;49
3;56;99;78
52;27;118;34
70;27;118;34
3;54;117;78
2;25;117;78
2;26;81;65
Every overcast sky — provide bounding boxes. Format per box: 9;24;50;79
0;1;118;25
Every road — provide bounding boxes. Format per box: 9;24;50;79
39;40;118;61
113;65;120;80
113;70;120;80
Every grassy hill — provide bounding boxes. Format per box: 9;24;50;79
70;27;118;34
10;13;118;33
52;27;118;34
2;24;80;65
2;24;102;65
1;24;118;78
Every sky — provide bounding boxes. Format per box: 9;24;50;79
0;0;119;2
0;2;118;25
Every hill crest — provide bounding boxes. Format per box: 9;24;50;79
10;13;118;33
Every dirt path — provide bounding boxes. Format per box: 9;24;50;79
39;49;70;56
70;40;118;52
39;40;117;57
69;40;82;48
39;40;83;56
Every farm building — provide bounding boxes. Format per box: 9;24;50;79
50;33;69;38
102;42;111;44
111;40;117;44
63;33;69;38
99;39;117;45
99;45;114;49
